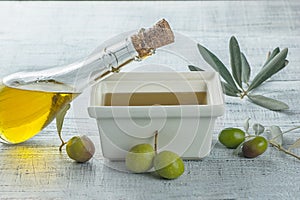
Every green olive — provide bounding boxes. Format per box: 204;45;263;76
242;136;268;158
218;128;246;149
66;135;95;163
125;144;155;173
153;151;184;180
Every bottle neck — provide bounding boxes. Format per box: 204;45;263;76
3;19;174;93
103;36;140;69
3;36;142;93
73;36;141;92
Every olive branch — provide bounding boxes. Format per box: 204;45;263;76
189;36;289;111
242;118;300;160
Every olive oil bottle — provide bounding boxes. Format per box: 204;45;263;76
0;19;174;144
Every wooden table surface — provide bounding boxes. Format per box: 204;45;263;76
1;1;300;199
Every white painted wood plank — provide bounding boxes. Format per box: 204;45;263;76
0;1;300;199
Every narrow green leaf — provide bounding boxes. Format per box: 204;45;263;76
221;81;240;97
188;65;204;71
241;52;251;84
197;43;239;91
248;94;289;111
248;48;288;91
229;36;243;88
263;47;280;68
56;104;71;136
224;90;239;97
222;81;241;93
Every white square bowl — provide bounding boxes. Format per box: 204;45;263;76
88;71;224;160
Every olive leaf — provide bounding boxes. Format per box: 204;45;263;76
56;104;71;143
253;123;265;135
263;47;280;68
269;125;283;146
243;118;251;133
288;138;300;151
197;43;239;91
188;65;204;71
221;81;241;97
229;36;243;88
247;48;288;91
241;52;251;84
222;86;239;97
248;94;289;111
190;37;289;111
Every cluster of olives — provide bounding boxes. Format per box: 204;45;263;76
125;134;184;179
62;132;185;180
218;128;268;158
65;135;95;163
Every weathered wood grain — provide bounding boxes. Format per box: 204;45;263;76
0;1;300;199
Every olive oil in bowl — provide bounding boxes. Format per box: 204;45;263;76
104;92;207;106
0;82;78;144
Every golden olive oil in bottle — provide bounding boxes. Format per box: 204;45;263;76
0;82;77;144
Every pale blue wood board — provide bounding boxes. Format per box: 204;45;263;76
0;1;300;199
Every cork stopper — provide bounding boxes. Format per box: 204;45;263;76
131;19;175;58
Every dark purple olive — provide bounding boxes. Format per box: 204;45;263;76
242;136;268;158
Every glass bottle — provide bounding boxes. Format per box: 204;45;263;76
0;19;174;144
